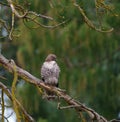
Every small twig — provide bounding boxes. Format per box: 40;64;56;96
1;90;5;122
73;2;113;33
110;119;120;122
58;103;81;110
79;112;86;122
2;0;68;38
24;16;69;29
0;103;12;108
6;112;14;119
9;12;15;40
0;1;9;7
0;19;10;36
0;114;9;122
28;11;53;20
0;76;7;80
7;0;27;18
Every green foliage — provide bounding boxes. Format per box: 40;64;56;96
0;0;120;121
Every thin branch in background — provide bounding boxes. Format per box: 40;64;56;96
95;0;115;13
0;114;9;122
0;1;9;7
110;119;120;122
24;16;69;29
0;1;53;20
95;0;103;29
0;19;10;37
6;111;13;119
0;103;12;108
1;90;5;122
0;102;14;121
57;103;86;122
11;60;21;122
9;12;15;40
73;2;113;33
28;11;53;20
79;112;86;122
0;76;7;80
1;0;67;39
7;0;27;18
0;82;35;122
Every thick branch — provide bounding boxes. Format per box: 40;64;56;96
0;54;108;122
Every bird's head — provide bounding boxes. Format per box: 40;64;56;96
45;54;57;62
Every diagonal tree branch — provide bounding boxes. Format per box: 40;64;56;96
0;54;109;122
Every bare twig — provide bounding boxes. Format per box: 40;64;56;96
7;0;27;18
0;103;11;108
0;76;7;80
6;112;13;119
0;1;53;20
0;54;109;122
24;16;68;29
1;90;4;122
73;2;113;33
110;119;120;122
0;1;9;7
58;103;80;110
28;11;53;20
9;12;15;40
0;19;10;36
0;113;9;122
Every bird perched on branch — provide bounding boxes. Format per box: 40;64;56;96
41;54;60;97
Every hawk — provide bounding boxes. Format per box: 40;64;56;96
41;54;60;90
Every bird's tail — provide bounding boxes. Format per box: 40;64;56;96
46;77;58;87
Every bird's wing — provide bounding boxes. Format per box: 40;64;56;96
41;64;52;80
53;63;60;78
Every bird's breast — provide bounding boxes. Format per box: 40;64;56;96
43;61;56;69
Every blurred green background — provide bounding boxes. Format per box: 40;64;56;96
0;0;120;121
